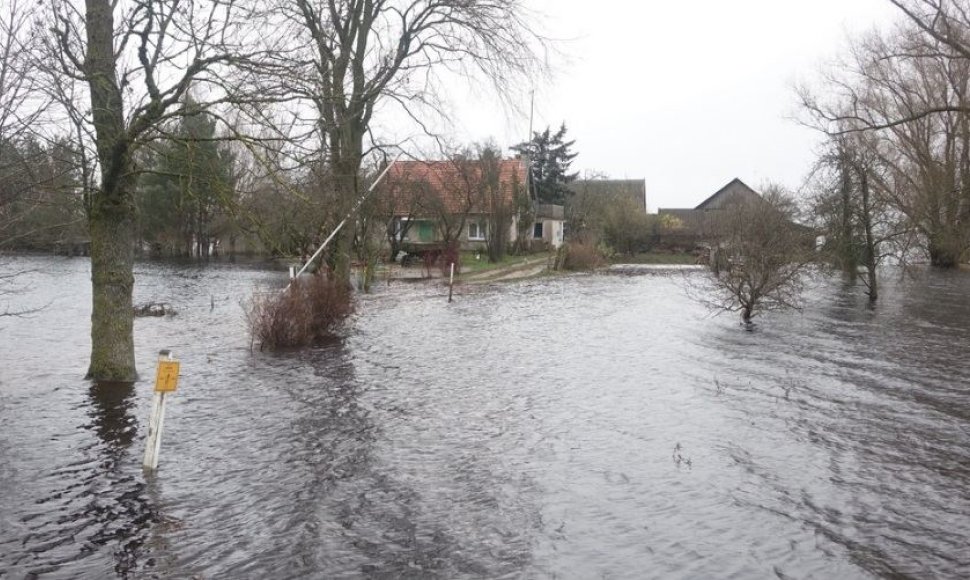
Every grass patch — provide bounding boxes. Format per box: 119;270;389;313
459;251;545;274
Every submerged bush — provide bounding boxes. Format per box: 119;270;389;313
559;240;607;271
245;275;354;350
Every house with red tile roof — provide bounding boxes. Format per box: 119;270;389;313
382;157;564;254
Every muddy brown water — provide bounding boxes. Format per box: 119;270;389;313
0;257;968;579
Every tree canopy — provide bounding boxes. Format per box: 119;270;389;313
138;101;235;258
511;123;578;205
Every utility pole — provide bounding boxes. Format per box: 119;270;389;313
528;89;535;141
527;89;538;204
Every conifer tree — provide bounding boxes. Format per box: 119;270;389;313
138;101;234;257
511;123;578;205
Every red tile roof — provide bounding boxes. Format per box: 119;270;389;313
384;158;527;215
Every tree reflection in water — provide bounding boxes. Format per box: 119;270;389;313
83;381;158;577
16;382;158;578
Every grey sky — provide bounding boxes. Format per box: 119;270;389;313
441;0;901;211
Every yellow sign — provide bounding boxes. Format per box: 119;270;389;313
154;360;181;393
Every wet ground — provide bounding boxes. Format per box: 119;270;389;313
0;256;968;579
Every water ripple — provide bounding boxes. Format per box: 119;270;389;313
0;258;968;578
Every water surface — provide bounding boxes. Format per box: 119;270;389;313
0;257;968;578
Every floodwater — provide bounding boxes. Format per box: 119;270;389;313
1;256;968;579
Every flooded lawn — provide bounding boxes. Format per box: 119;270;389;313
1;256;968;578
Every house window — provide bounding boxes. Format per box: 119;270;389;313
533;221;544;238
468;221;486;241
417;221;434;242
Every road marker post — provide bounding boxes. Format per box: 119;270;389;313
448;262;455;303
143;350;180;471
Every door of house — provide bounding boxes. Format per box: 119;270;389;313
418;221;434;242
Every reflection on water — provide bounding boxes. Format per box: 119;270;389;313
87;382;139;451
0;380;156;578
84;382;157;577
0;257;968;578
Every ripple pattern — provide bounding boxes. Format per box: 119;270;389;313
0;258;968;578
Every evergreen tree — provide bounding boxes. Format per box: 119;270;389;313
137;99;234;257
511;123;579;205
1;137;85;250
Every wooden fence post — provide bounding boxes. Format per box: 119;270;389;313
448;262;455;303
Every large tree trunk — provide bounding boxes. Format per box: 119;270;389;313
87;178;137;381
330;158;359;288
84;0;137;381
839;152;858;276
860;170;878;303
741;305;753;325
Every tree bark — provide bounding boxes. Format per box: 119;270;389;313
330;160;359;287
839;149;859;276
86;174;137;381
860;169;878;302
84;0;137;381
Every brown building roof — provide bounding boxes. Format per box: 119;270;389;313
658;178;761;216
694;178;761;210
658;178;812;239
658;178;762;236
384;158;527;215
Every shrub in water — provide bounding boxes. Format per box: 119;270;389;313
246;275;354;350
560;240;606;271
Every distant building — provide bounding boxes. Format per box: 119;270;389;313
657;178;813;253
533;203;565;247
657;178;762;246
384;158;565;252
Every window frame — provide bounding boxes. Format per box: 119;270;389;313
468;220;486;241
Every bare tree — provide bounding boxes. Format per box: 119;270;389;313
799;16;970;267
0;0;37;239
381;174;425;262
32;0;272;381
0;0;47;317
564;170;609;240
473;144;518;263
810;135;907;302
803;1;970;128
424;152;486;247
224;126;328;259
1;5;88;256
0;0;37;138
277;0;546;283
702;185;816;325
382;147;508;272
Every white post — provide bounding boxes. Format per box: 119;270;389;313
448;262;455;303
143;392;167;470
289;265;296;279
143;350;178;471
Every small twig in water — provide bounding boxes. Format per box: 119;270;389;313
672;442;692;469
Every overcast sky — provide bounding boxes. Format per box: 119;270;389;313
435;0;902;211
